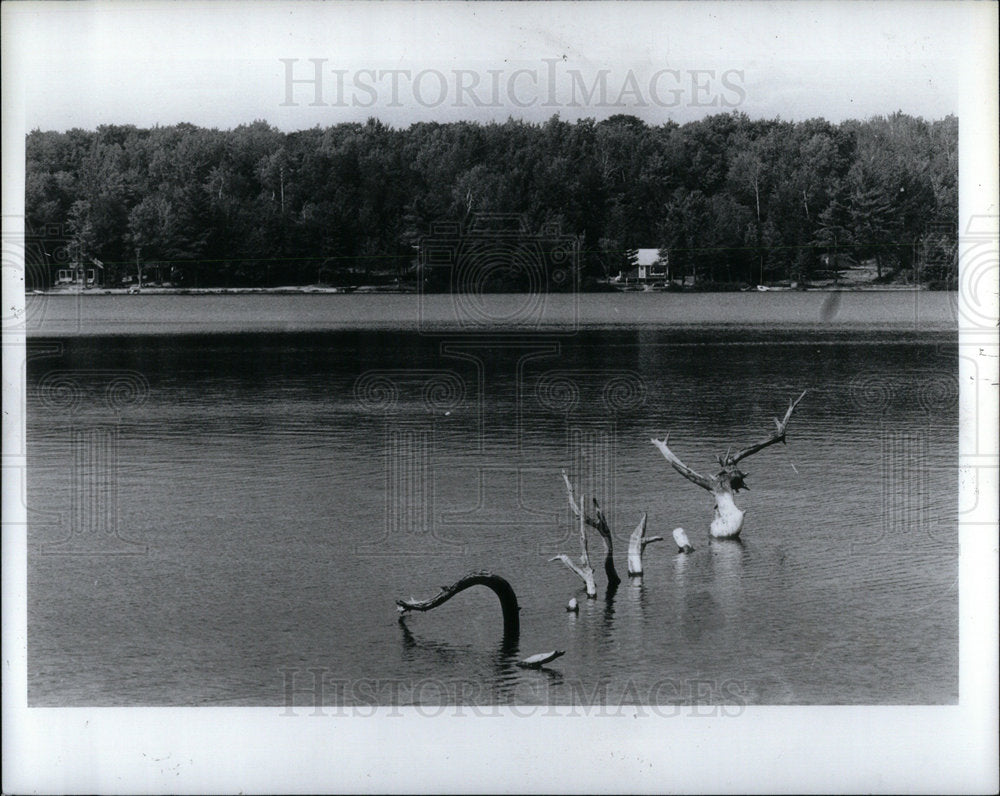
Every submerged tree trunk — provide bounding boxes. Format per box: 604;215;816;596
672;527;695;554
626;513;664;576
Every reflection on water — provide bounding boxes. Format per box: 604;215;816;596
709;539;748;623
26;326;958;706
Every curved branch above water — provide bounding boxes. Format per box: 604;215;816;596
396;570;520;641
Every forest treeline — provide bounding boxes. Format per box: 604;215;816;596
25;111;957;289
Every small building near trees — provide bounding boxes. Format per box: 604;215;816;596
617;248;668;284
54;258;104;288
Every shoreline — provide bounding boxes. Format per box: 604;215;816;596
22;290;959;337
30;283;937;296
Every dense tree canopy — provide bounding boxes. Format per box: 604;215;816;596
25;111;957;289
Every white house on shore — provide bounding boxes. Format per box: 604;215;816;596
54;258;104;288
616;249;668;284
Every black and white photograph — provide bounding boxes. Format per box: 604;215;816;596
2;1;997;793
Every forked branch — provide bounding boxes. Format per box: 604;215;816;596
627;512;664;577
726;390;808;465
561;471;621;587
651;392;807;538
550;498;597;597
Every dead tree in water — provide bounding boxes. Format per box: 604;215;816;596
396;572;565;669
550;496;597;597
396;571;520;640
651;391;807;539
626;513;664;576
560;471;621;588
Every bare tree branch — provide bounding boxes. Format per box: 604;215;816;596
550;494;596;597
727;390;808;465
590;496;621;587
561;469;583;517
652;391;807;539
396;571;520;641
577;492;591;568
561;471;620;586
562;470;605;532
650;435;714;491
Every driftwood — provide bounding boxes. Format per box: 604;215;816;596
550;498;597;597
672;527;695;554
561;471;622;587
516;650;566;669
396;571;520;641
651;391;807;539
626;513;664;576
397;572;567;669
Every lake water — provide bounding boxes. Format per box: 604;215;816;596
25;293;958;706
25;288;956;334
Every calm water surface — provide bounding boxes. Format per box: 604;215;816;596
26;294;958;705
26;289;956;334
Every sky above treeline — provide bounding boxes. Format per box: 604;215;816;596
3;1;984;133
